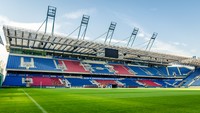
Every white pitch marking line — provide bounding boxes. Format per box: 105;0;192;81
22;89;48;113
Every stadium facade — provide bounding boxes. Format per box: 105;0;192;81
1;25;200;88
2;6;200;88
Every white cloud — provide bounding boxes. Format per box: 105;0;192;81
172;42;187;47
64;8;96;19
0;15;65;67
152;40;192;57
0;13;194;61
111;12;193;57
0;14;66;38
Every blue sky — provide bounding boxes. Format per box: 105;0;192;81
0;0;200;58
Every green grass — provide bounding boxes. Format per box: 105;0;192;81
1;88;200;113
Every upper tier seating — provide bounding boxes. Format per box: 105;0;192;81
7;55;59;71
24;57;31;62
168;67;181;76
66;78;93;87
2;76;26;87
31;58;58;71
6;55;25;69
137;80;161;87
111;64;133;75
179;67;192;75
58;60;90;73
7;55;192;77
88;63;114;74
157;67;168;76
128;66;148;76
143;67;163;76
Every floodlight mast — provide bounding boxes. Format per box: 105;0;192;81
42;6;56;48
44;6;57;35
145;32;158;51
104;22;117;45
127;27;139;47
0;36;4;45
77;15;90;40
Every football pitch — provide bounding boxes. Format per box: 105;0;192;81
1;88;200;113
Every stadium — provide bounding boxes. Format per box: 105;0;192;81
1;4;200;113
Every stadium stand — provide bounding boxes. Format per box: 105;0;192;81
94;80;122;88
66;78;94;87
30;77;53;86
2;76;26;87
4;19;200;88
6;55;26;69
7;55;59;71
142;67;162;76
4;54;194;88
157;67;168;76
168;67;181;76
86;63;114;74
30;77;63;87
127;66;148;76
137;80;162;87
190;77;200;86
110;64;133;75
58;60;90;73
119;79;143;88
152;79;174;88
182;68;200;87
32;58;58;71
179;67;192;75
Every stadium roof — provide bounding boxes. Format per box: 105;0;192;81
3;25;192;65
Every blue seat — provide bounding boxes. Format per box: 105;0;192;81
30;58;58;71
67;78;93;87
89;63;114;74
6;55;25;69
2;76;26;87
179;67;192;75
157;67;168;76
119;79;142;87
183;69;200;86
7;55;60;71
143;67;163;76
168;67;181;76
127;66;148;76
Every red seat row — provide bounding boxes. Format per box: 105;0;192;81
138;80;161;87
111;64;133;75
30;77;64;87
59;60;90;73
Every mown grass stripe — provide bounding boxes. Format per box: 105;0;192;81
22;89;48;113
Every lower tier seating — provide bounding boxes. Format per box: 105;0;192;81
119;79;142;87
2;76;26;87
137;80;162;87
183;69;200;86
30;77;64;87
66;78;94;87
94;80;122;87
3;75;182;88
